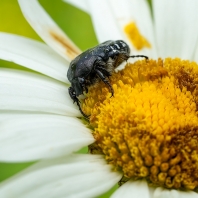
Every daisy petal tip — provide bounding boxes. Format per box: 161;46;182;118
18;0;81;61
111;180;150;198
63;0;89;13
154;187;198;198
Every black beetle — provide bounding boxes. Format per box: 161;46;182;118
67;40;148;118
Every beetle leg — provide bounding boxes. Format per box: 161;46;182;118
94;68;114;97
84;85;88;93
81;82;88;93
95;58;106;66
68;87;89;119
81;83;88;94
78;77;89;94
96;65;111;78
95;58;112;77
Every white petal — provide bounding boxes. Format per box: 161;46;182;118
18;0;81;61
153;187;198;198
153;0;198;60
0;33;69;83
88;0;157;58
0;154;122;198
0;68;80;116
192;40;198;62
88;0;123;42
111;180;151;198
0;114;93;162
63;0;89;13
107;0;157;58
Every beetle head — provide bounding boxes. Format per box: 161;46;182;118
67;59;77;83
71;77;84;97
115;40;130;54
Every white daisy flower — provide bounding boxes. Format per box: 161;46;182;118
1;0;198;198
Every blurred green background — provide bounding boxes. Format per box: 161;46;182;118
0;0;151;197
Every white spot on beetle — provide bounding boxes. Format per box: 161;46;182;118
114;44;120;49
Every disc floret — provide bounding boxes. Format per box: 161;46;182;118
82;58;198;190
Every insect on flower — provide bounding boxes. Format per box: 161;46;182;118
67;40;148;118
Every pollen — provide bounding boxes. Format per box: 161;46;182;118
82;58;198;190
124;22;151;50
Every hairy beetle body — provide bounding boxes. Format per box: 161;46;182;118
67;40;148;118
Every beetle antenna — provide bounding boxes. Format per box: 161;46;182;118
68;87;90;119
129;55;148;60
76;102;90;119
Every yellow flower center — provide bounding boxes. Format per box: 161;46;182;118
124;22;151;50
82;58;198;190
